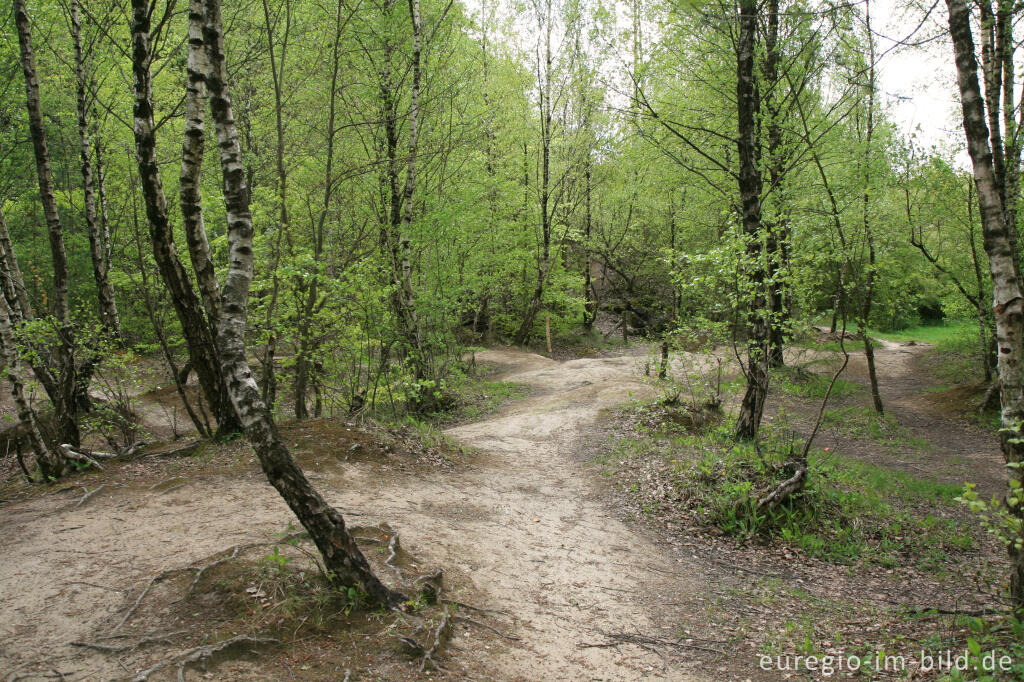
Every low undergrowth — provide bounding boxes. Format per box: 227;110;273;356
429;374;529;426
601;402;977;572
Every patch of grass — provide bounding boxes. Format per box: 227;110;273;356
773;366;862;400
870;320;978;346
400;418;472;461
926;613;1024;681
609;414;975;570
822;406;931;452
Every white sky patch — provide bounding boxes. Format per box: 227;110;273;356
464;0;974;162
872;0;967;160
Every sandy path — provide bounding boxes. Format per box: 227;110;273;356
0;349;707;681
437;350;705;680
835;338;1005;495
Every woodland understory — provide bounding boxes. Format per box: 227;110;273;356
3;0;1024;679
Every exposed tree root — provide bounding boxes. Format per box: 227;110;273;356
188;545;243;596
71;630;187;653
110;533;307;633
441;599;510;618
111;568;191;633
73;483;107;509
419;608;453;672
59;445;104;471
756;460;808;512
453;615;519;641
386;533;402;577
129;635;279;681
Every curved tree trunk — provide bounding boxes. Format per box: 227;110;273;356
129;0;241;439
201;0;402;606
14;0;80;452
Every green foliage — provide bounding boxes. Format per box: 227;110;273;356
957;474;1023;553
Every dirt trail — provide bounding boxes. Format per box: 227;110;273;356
0;349;708;681
833;338;1005;495
437;350;705;680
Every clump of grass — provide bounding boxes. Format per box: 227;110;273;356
870;320;978;346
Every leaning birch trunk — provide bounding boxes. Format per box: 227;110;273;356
70;0;121;342
201;0;402;606
179;0;221;325
129;0;241;438
947;0;1024;611
734;0;769;441
0;298;61;479
14;0;80;452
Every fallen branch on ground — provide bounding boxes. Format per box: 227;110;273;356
585;631;724;655
756;460;808;513
138;440;203;460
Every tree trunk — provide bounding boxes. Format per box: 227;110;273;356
583;154;595;329
71;0;121;342
734;0;769;441
763;0;787;369
129;0;241;439
515;0;553;345
860;0;884;415
378;0;430;404
15;0;80;452
0;205;32;323
180;0;221;326
258;0;292;414
201;0;401;605
947;0;1024;610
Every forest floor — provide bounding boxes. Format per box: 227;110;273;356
0;335;1011;681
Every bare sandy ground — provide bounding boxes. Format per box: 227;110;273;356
0;349;709;681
